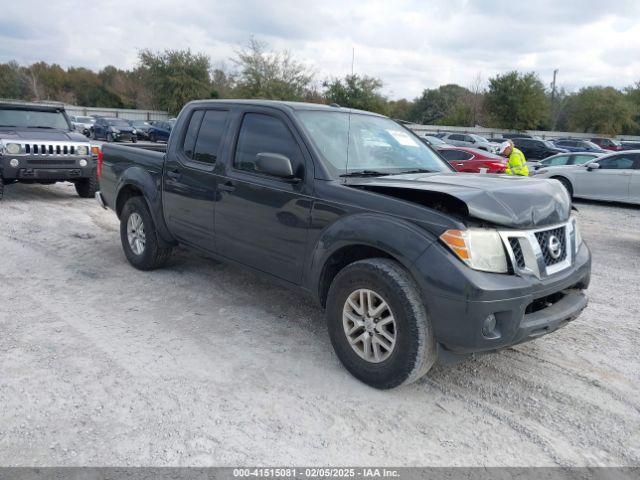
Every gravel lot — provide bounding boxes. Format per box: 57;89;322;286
0;182;639;467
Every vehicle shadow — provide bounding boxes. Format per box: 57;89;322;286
1;182;83;203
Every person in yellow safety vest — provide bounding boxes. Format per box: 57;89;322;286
499;141;529;176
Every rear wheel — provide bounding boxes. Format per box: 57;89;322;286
326;258;437;389
75;170;99;198
120;196;172;270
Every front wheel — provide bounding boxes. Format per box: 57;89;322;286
326;258;437;389
106;133;114;142
120;196;172;270
553;176;573;199
75;171;99;198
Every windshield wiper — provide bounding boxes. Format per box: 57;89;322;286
396;168;436;174
340;170;391;177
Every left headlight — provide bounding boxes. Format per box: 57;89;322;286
6;143;21;154
440;228;508;273
76;145;88;155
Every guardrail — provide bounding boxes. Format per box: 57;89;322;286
0;98;169;121
406;123;640;142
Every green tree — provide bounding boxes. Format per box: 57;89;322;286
138;49;212;115
232;38;313;101
624;82;640;134
485;71;548;130
387;98;413;121
408;84;472;125
566;86;636;135
0;61;29;99
322;74;387;114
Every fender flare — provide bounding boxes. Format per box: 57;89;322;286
114;166;176;246
305;212;438;303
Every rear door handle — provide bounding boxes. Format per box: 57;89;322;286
218;182;236;192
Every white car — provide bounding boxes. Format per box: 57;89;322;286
530;152;604;174
440;133;498;153
534;150;640;204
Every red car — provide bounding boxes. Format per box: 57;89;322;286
437;147;507;173
590;137;625;151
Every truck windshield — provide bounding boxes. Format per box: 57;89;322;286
0;108;71;130
298;111;451;176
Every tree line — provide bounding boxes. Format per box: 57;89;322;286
1;38;639;135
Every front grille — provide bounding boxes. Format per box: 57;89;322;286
7;141;89;156
509;238;525;268
535;227;567;266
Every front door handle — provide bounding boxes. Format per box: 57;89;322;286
165;169;181;180
218;182;236;192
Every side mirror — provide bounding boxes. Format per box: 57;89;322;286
256;152;298;180
586;162;600;171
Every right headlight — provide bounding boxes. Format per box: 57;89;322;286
6;143;21;154
440;228;508;273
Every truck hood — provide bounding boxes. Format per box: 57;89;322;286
345;172;571;229
0;129;89;142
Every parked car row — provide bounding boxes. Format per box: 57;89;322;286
69;114;175;143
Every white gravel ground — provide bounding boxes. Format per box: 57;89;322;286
0;182;638;467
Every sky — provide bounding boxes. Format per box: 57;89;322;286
1;0;639;99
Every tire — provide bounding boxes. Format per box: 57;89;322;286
326;258;437;389
131;136;138;143
149;132;156;143
90;130;96;140
106;133;114;143
0;176;4;201
553;176;573;199
75;170;99;198
120;196;172;271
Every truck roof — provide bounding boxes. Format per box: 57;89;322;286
184;99;384;117
0;101;66;112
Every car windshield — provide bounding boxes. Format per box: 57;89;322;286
0;108;70;130
76;116;94;123
297;111;452;176
106;118;130;126
543;140;556;148
583;141;600;149
471;134;489;143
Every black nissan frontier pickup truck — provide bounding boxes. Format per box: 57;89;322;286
97;100;591;389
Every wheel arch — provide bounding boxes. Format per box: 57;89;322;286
114;168;176;247
308;213;437;307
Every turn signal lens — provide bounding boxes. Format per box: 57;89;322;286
440;228;508;273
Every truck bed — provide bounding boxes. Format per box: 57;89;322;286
99;142;166;212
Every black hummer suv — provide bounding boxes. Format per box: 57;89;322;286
0;102;97;200
96;100;591;389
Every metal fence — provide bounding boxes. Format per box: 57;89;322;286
406;123;640;142
0;98;169;121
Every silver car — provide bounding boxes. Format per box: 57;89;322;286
530;152;603;173
440;133;497;153
534;150;640;204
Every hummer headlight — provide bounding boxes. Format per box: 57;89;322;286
76;145;88;156
6;143;21;154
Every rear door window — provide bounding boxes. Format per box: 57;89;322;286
571;154;596;165
192;110;230;164
182;110;204;159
